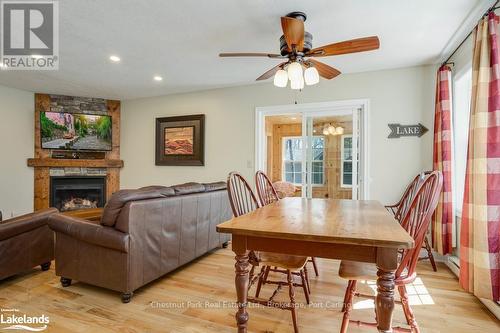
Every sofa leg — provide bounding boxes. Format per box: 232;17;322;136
40;262;51;271
121;292;133;303
60;277;72;287
222;241;229;248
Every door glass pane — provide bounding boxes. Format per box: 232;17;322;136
310;115;353;199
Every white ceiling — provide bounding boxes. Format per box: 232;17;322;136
0;0;488;100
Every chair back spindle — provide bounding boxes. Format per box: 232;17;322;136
255;171;280;206
396;171;443;283
227;172;260;217
391;171;432;222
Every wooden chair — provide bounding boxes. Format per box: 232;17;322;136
255;170;319;278
385;171;437;272
227;172;309;333
339;171;443;333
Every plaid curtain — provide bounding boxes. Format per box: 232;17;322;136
459;12;500;302
432;65;453;255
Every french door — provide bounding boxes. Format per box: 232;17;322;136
256;100;368;200
301;108;361;199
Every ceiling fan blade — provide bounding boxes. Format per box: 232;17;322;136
256;62;288;81
281;16;304;51
219;52;283;58
307;59;341;79
307;36;380;57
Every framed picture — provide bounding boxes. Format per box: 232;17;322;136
155;114;205;166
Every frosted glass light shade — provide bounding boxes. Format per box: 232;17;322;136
322;127;329;135
304;67;319;85
287;62;303;81
336;127;344;135
328;125;337;135
273;69;288;87
290;77;304;90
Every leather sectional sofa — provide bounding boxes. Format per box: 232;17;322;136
48;182;232;302
0;208;57;280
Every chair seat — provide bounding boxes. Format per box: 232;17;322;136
259;251;308;270
339;260;378;281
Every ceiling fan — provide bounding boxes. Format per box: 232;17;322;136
219;11;380;89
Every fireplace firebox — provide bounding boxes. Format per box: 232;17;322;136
50;177;106;212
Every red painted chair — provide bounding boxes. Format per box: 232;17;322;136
339;171;443;333
255;170;320;280
385;171;437;272
227;172;309;332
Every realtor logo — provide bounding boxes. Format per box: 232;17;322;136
1;0;59;70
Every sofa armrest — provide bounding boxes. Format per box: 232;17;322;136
49;213;129;253
0;208;58;241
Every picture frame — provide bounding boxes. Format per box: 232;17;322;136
155;114;205;166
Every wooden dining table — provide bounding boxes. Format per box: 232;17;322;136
216;197;414;333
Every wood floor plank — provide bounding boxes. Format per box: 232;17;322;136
0;247;498;332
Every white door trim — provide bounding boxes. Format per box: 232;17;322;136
255;99;371;199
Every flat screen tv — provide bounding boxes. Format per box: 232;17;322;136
40;112;112;151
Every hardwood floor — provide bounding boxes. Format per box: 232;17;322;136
0;246;498;333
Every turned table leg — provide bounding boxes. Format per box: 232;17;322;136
375;248;398;333
233;236;250;333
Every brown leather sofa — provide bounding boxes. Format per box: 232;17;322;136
0;208;57;280
48;182;231;303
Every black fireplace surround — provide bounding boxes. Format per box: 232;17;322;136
50;177;106;212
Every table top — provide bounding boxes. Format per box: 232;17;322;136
217;198;414;249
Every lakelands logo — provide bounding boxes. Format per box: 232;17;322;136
0;0;59;70
0;309;49;331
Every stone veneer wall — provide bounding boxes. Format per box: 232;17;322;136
48;95;108;115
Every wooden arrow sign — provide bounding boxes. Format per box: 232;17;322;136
388;123;428;138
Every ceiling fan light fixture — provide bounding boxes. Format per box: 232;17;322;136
336;126;344;135
287;62;303;81
304;66;319;85
322;127;330;136
328;125;337;135
273;69;288;87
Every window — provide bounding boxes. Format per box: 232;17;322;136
341;135;353;188
282;136;324;185
452;66;472;217
451;65;472;254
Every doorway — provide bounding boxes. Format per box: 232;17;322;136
255;100;369;199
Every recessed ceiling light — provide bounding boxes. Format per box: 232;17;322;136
31;54;43;59
153;76;163;81
109;55;121;62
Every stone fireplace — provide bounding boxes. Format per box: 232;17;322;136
50;176;106;212
28;93;123;211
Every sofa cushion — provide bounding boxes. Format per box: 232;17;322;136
101;186;173;227
172;182;205;195
203;181;227;192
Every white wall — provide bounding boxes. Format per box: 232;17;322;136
0;85;35;217
122;65;436;203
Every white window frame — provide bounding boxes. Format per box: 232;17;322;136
282;135;325;186
341;134;353;188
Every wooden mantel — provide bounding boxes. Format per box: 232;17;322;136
28;158;124;168
30;93;122;211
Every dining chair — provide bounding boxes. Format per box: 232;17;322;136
339;171;443;333
227;172;310;333
385;171;437;272
255;170;319;279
